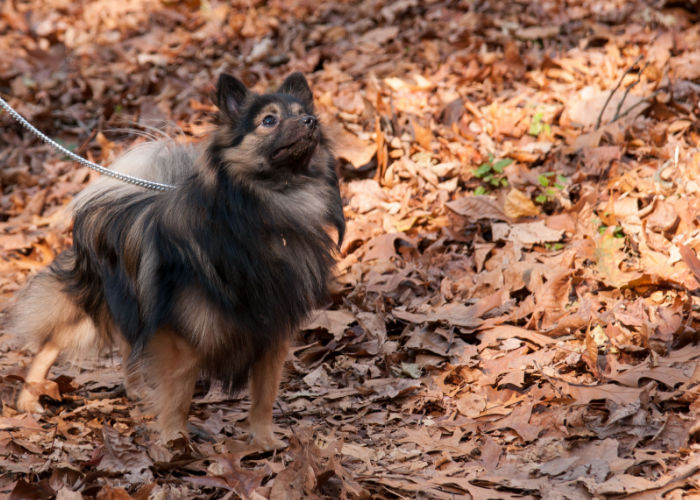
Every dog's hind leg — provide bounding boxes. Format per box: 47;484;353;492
142;329;200;444
13;266;99;413
247;337;290;451
16;315;97;412
16;339;62;412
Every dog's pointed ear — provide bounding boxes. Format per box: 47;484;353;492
277;72;314;110
215;73;249;121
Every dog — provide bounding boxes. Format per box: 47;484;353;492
10;72;345;450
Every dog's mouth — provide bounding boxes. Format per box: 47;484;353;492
271;136;317;163
272;143;295;160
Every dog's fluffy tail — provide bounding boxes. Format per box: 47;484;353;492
7;252;100;357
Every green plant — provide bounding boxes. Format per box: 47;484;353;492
528;111;551;137
473;155;512;195
535;172;567;204
544;242;564;250
593;218;625;238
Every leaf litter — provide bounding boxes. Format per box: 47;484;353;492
2;0;700;498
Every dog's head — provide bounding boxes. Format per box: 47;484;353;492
207;72;345;247
211;72;322;180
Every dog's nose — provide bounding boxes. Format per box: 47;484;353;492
302;115;317;130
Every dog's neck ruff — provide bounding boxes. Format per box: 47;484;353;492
0;95;175;192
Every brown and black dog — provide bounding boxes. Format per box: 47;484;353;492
10;73;345;450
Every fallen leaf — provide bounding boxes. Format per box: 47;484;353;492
492;220;564;245
555;381;654;406
303;309;355;341
446;195;508;221
503;188;540;218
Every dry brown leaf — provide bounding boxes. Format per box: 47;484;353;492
678;244;700;285
493;220;564;245
412;120;433;150
555;381;654;406
96;487;135;500
503;188;540;218
594;232;640;287
393;302;483;329
333;129;377;168
98;426;153;483
446;195;508;221
478;325;556;349
360;26;398;46
670;51;700;81
591;455;700;496
56;487;84;500
363;232;411;261
582;145;621;175
562;86;649;129
303;309;355;341
515;25;560;40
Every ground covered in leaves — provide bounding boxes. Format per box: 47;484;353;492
2;0;700;498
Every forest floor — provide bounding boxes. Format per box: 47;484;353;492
2;0;700;498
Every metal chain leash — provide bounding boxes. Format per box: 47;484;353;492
0;96;175;191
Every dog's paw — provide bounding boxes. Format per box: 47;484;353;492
247;426;286;452
16;380;61;413
16;389;44;413
156;427;189;446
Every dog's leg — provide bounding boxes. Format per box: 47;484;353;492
17;314;97;412
247;337;290;451
16;339;61;412
117;337;145;400
16;305;97;413
13;263;102;413
144;329;200;443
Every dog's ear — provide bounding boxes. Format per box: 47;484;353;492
277;72;314;110
215;73;249;121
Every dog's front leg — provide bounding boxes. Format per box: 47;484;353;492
247;337;290;451
144;329;200;444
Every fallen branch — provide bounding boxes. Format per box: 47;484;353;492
612;59;650;121
595;54;644;130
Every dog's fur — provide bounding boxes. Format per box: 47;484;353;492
11;73;345;449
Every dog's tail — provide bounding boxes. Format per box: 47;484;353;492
6;251;100;357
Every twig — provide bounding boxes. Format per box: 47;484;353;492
275;398;298;454
77;126;97;157
612;60;650;122
611;89;661;124
595;54;644;130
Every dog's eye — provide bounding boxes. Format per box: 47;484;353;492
261;114;278;127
